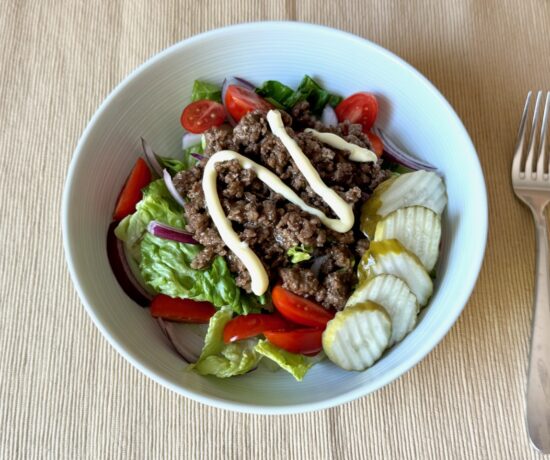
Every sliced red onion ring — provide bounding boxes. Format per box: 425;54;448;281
310;255;329;278
157;319;208;363
372;127;437;171
221;77;256;126
162;168;186;208
321;105;338;127
107;222;152;307
147;220;197;244
182;132;203;150
141;137;163;176
191;153;205;161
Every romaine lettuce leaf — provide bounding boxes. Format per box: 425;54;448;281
191;80;222;103
114;179;185;261
190;308;261;377
140;233;264;314
287;245;313;264
256;75;342;114
255;340;323;381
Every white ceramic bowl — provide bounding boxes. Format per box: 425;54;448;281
62;22;487;414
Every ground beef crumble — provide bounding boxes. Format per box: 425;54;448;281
173;102;390;310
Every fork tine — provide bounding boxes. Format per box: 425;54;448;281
525;91;543;175
512;92;533;176
537;91;550;177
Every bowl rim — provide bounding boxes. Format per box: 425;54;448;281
62;20;488;415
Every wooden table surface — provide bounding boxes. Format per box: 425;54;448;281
2;0;550;458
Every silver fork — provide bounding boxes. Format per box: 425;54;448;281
512;91;550;453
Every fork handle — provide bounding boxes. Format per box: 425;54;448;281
526;211;550;453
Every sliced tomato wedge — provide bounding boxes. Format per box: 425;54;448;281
264;329;323;355
225;85;272;122
180;100;226;133
366;131;384;157
335;92;378;132
271;285;334;328
112;157;152;221
223;313;290;344
150;295;216;323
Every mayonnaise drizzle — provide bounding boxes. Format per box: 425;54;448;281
266;111;354;233
304;128;378;163
202;110;361;296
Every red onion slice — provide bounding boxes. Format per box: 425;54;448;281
182;132;203;150
310;255;329;277
162;169;186;208
372;127;437;171
107;222;152;307
191;153;205;161
321;105;338;127
147;220;197;244
221;77;256;126
141;137;163;176
157;319;208;363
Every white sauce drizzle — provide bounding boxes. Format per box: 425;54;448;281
202;110;362;296
304;128;378;163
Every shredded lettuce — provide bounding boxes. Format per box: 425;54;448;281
114;180;185;261
256;75;342;114
140;233;264;314
190;308;261;378
255;340;323;381
191;80;222;103
287;245;313;264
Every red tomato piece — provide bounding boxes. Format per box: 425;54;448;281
223;313;290;344
180;100;226;133
271;285;334;328
366;131;384;157
264;329;323;355
224;85;272;122
112;157;152;221
150;295;216;323
335;92;378;132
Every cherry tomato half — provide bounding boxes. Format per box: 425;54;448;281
366;131;384;157
224;85;272;122
112;157;152;221
335;92;378;132
180;100;226;133
264;329;323;355
223;313;290;344
150;295;216;323
271;285;334;328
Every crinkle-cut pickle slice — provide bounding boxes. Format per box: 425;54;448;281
374;206;442;272
358;239;433;307
360;170;447;239
346;274;418;346
322;301;391;371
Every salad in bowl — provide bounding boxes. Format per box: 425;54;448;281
108;75;447;381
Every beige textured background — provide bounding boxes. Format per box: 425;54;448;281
1;0;549;458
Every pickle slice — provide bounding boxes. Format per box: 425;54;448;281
322;301;391;371
358;239;433;307
374;206;442;271
360;170;447;239
346;274;418;346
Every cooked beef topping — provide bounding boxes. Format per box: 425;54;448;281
173;104;390;310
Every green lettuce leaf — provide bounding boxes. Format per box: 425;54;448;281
287;245;313;264
256;75;342;114
157;136;205;175
114;179;185;261
139;233;264;314
191;80;222;103
255;340;323;381
190;308;262;377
